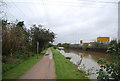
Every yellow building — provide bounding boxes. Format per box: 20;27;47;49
97;37;110;42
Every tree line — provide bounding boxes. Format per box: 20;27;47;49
2;20;55;56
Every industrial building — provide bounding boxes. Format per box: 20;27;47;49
97;37;110;45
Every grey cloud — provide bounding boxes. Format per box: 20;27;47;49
5;0;118;44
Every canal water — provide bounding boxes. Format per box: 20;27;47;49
57;48;113;79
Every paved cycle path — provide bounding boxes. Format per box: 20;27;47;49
20;48;56;79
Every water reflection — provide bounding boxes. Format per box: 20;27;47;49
57;49;113;79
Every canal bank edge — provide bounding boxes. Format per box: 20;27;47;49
51;47;89;79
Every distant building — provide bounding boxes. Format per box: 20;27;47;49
80;40;83;46
70;44;81;48
89;41;97;46
83;43;89;46
97;37;110;45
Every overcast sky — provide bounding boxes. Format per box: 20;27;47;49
2;0;119;44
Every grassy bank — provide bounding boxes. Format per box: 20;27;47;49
51;48;89;79
2;49;47;79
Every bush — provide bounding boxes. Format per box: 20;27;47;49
2;50;34;74
97;44;120;81
13;50;33;60
2;60;23;74
2;56;14;63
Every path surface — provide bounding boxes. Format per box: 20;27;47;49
20;48;56;79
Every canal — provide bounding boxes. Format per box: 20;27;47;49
57;48;113;79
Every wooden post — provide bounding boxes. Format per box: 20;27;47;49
37;42;39;59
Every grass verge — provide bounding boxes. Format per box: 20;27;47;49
51;48;89;79
2;49;47;79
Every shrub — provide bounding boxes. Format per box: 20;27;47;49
97;44;120;81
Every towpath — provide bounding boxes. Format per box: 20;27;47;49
20;48;56;79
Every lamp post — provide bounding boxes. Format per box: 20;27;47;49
118;2;120;46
